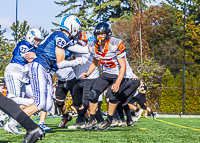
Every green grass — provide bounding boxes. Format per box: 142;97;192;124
0;116;200;143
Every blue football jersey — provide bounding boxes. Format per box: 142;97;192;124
34;31;77;71
11;40;35;66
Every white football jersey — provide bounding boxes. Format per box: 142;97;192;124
55;67;76;81
88;37;135;78
73;53;100;79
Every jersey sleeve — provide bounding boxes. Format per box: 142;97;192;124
116;41;126;59
55;37;68;49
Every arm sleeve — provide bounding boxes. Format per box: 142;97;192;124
68;44;89;54
57;60;77;69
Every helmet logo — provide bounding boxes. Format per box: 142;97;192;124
31;31;36;37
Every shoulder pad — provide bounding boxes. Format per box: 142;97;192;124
88;41;96;54
109;37;122;46
108;37;123;52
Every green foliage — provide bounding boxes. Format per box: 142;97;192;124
101;95;108;112
135;59;165;86
166;0;200;25
0;28;14;76
11;20;48;42
11;20;30;42
53;0;150;32
160;69;200;113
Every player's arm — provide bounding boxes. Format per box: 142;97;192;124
111;57;126;93
56;46;65;63
24;52;36;63
68;44;88;54
57;57;83;69
81;57;98;79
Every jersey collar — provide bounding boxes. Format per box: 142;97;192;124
95;39;110;57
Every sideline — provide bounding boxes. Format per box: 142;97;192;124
153;118;200;132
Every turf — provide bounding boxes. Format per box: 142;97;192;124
0;116;199;143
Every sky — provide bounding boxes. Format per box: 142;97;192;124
0;0;165;40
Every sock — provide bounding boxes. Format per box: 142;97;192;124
135;108;140;112
131;110;136;116
85;118;89;123
117;102;125;121
63;112;69;118
39;121;45;125
16;111;38;132
95;108;104;123
113;110;118;120
77;108;86;123
123;105;132;122
107;114;113;123
90;114;95;121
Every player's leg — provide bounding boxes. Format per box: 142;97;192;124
56;78;76;128
85;74;111;130
69;80;86;129
23;62;49;116
0;93;45;142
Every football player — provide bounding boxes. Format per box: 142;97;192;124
4;28;44;134
22;15;88;120
81;22;139;130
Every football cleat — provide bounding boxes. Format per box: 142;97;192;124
58;115;72;128
132;116;139;122
127;121;134;126
85;118;96;131
152;112;157;120
23;127;45;143
96;118;111;130
38;124;51;131
68;122;85;129
4;123;26;134
110;119;119;127
118;120;127;127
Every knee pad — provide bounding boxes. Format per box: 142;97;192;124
108;91;117;101
89;90;99;103
109;99;118;104
56;100;65;107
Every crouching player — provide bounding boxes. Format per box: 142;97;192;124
81;22;139;130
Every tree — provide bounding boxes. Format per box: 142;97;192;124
112;19;133;57
11;20;48;42
166;0;200;25
0;27;15;76
53;0;147;32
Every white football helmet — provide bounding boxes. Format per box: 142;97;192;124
59;15;82;37
26;28;44;47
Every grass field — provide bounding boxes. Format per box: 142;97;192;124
0;116;199;143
